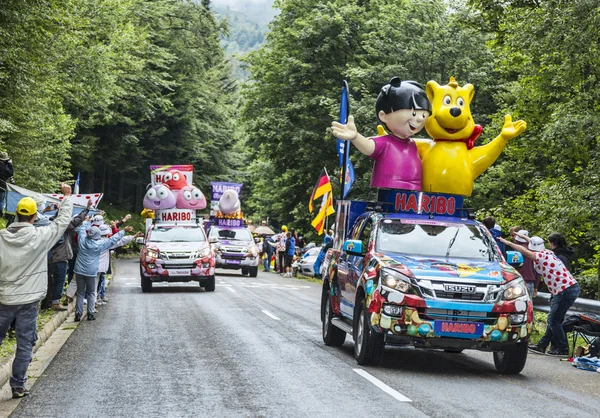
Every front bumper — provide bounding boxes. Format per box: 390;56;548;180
364;287;533;350
141;256;215;280
215;253;259;269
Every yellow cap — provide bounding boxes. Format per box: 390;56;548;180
17;197;37;216
281;225;288;232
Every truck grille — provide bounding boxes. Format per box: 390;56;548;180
434;291;485;301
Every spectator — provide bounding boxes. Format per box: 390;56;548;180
276;225;287;275
96;224;138;306
313;234;334;279
33;197;53;227
509;229;540;297
285;231;296;277
47;199;92;311
73;223;125;321
0;151;14;217
0;183;73;399
500;234;580;356
548;233;574;272
297;235;306;251
264;236;275;272
482;217;505;256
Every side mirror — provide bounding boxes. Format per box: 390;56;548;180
506;250;524;268
342;239;363;257
209;236;218;244
135;237;145;245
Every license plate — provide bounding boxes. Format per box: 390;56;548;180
169;269;191;276
434;320;483;339
226;259;241;265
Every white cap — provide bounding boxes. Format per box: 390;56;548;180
91;215;104;226
528;236;545;251
99;224;111;236
493;223;502;232
515;230;529;243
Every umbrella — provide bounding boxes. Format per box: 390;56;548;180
253;225;275;236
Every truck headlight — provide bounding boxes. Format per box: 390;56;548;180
194;248;211;258
146;248;160;259
381;268;413;293
501;278;527;301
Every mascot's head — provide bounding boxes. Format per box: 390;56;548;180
425;77;476;140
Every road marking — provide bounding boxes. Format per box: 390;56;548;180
353;369;412;402
224;286;236;293
261;310;280;321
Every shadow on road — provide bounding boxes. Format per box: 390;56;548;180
334;343;530;380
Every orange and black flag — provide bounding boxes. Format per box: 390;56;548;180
309;168;335;235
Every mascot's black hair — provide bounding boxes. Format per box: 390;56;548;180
375;77;431;127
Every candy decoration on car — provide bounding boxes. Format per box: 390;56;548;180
163;170;188;191
143;184;176;210
176;185;207;210
218;189;241;215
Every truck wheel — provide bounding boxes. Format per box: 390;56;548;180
203;276;216;292
493;342;528;374
354;299;385;366
444;348;464;353
249;266;258;277
322;288;346;346
241;267;249;276
141;274;152;293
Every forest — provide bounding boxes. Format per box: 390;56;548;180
0;0;598;297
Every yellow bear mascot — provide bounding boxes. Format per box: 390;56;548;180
415;77;526;196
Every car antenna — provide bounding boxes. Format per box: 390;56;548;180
429;185;434;220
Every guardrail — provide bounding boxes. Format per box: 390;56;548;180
533;292;600;315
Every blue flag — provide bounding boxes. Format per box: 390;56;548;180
336;81;354;198
337;82;349;167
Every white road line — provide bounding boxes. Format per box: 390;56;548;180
261;310;280;321
224;286;236;293
353;369;412;402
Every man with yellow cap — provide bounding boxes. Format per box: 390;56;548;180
0;183;73;398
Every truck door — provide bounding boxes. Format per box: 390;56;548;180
344;219;372;309
338;216;367;318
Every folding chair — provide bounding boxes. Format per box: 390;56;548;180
570;313;600;358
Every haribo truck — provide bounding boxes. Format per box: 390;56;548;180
321;190;533;374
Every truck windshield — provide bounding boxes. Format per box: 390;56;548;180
376;219;497;260
210;227;253;241
149;227;206;243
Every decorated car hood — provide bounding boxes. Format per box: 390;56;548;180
147;241;209;252
376;253;520;284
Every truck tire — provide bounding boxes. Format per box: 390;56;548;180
354;299;385;366
322;288;346;346
444;348;464;353
141;274;152;293
249;266;258;277
493;342;528;374
241;267;249;276
203;276;216;292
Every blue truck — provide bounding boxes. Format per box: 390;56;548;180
321;190;533;374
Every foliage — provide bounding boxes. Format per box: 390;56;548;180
242;0;495;242
0;0;236;206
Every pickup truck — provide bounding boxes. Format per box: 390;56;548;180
321;191;532;374
208;225;259;277
139;222;215;292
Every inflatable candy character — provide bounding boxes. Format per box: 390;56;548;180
331;77;430;191
176;185;207;210
143;184;176;210
417;77;527;196
218;190;240;215
163;170;187;191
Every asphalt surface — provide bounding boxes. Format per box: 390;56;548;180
10;258;600;417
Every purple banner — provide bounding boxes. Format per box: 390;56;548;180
214;218;244;228
210;182;243;201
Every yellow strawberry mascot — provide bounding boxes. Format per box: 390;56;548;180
416;77;527;196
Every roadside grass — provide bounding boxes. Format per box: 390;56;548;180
0;307;58;363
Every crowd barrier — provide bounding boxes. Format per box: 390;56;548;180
533;292;600;315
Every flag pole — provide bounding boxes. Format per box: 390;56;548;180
339;80;349;201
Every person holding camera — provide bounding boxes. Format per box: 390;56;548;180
0;151;14;217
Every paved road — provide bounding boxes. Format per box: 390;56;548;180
11;258;600;417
